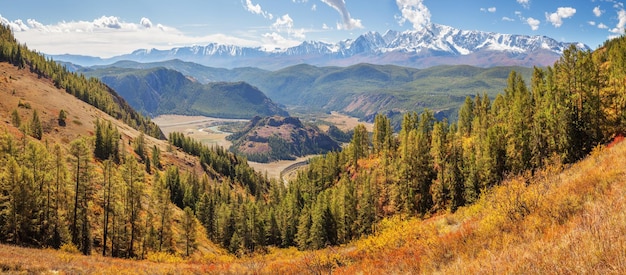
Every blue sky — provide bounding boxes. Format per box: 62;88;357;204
1;0;624;57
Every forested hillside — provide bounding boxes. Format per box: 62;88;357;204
273;40;626;249
227;116;341;162
87;67;288;119
0;25;272;259
2;21;626;273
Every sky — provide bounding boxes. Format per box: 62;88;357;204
1;0;624;58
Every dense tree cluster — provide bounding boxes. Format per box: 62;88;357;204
0;129;197;258
0;24;163;139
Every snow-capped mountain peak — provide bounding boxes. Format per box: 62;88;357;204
52;23;590;69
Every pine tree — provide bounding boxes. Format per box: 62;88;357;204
69;137;92;255
182;206;197;256
30;110;43;140
122;155;145;258
10;109;20;128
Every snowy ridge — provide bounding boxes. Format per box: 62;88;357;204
53;23;590;69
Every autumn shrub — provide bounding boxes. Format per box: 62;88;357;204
60;243;80;254
147;251;184;263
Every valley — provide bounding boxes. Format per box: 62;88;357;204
152;114;246;149
153;112;373;181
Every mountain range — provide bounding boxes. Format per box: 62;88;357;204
81;61;533;123
52;23;590;70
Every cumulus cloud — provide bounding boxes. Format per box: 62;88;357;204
598;23;609;29
244;0;273;19
395;0;431;29
517;0;530;9
502;17;515;22
265;14;306;47
593;6;604;17
261;32;301;50
546;7;576;27
527;17;540;30
609;9;626;34
140;17;152;28
93;15;123;29
272;14;294;30
0;15;260;58
481;7;496;13
321;0;363;30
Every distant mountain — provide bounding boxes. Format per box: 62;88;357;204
81;60;533;122
227;116;341;162
83;67;288;119
53;23;589;69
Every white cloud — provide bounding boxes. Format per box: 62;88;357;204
270;14;307;42
261;32;301;50
93;15;123;29
588;21;596;26
245;0;262;14
546;7;576;27
321;0;363;30
244;0;273;19
502;17;515;22
527;17;540;30
593;6;604;17
395;0;431;29
480;7;496;13
312;4;317;11
598;23;609;29
610;9;626;34
517;0;530;9
322;23;331;30
273;14;294;30
0;15;260;58
140;17;152;28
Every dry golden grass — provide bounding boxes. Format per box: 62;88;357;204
335;140;626;274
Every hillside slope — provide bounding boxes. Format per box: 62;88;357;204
227;116;341;162
339;138;626;273
85;67;288;118
0;61;225;256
